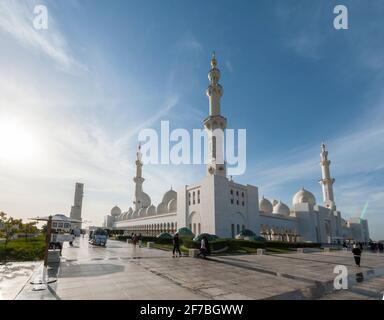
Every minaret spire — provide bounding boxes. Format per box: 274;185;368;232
319;143;336;209
133;144;145;210
203;52;227;177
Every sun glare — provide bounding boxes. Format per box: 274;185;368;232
0;118;40;165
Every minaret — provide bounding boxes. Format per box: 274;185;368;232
203;52;227;177
319;143;336;209
70;182;84;228
133;144;144;210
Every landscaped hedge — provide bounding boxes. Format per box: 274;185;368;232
266;241;321;248
0;236;45;262
115;235;173;244
181;238;266;251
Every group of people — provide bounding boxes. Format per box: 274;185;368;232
368;241;384;253
172;233;210;259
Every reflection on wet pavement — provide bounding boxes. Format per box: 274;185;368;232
3;237;384;300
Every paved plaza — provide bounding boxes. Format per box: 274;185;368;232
5;238;384;300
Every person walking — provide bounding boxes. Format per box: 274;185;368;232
197;236;210;259
352;244;362;267
138;233;142;248
69;229;75;247
172;233;182;258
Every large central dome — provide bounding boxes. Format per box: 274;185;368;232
292;187;316;206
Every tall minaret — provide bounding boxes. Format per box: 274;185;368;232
319;143;336;210
133;144;144;210
203;52;227;177
70;182;84;228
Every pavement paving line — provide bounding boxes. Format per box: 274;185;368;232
13;262;42;300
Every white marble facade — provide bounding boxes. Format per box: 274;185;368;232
103;54;370;244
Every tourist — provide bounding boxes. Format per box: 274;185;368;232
132;233;138;247
352;244;362;267
172;233;181;258
138;233;142;248
197;236;210;259
69;229;75;247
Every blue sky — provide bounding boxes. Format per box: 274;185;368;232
0;0;383;239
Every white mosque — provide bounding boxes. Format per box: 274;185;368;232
103;54;370;244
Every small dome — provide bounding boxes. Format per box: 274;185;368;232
146;205;156;216
111;206;121;216
259;196;273;214
293;187;316;206
138;208;146;217
132;210;139;218
273;201;290;216
126;207;133;219
122;211;130;220
157;202;168;215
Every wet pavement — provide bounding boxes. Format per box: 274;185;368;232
0;262;41;300
4;237;384;300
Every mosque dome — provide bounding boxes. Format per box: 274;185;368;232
259;196;273;214
167;199;177;212
135;192;151;209
161;189;177;204
132;210;139;219
273;201;290;216
110;205;121;216
146;205;156;216
292;187;316;206
138;208;146;217
122;211;129;220
125;207;132;219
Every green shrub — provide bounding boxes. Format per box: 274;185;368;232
266;241;321;248
236;229;256;237
157;233;173;240
0;235;45;261
115;235;173;244
177;227;195;238
181;238;200;249
180;238;266;252
193;233;219;242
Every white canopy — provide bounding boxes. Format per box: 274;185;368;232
30;214;81;223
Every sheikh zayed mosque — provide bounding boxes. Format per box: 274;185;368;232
103;54;370;244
